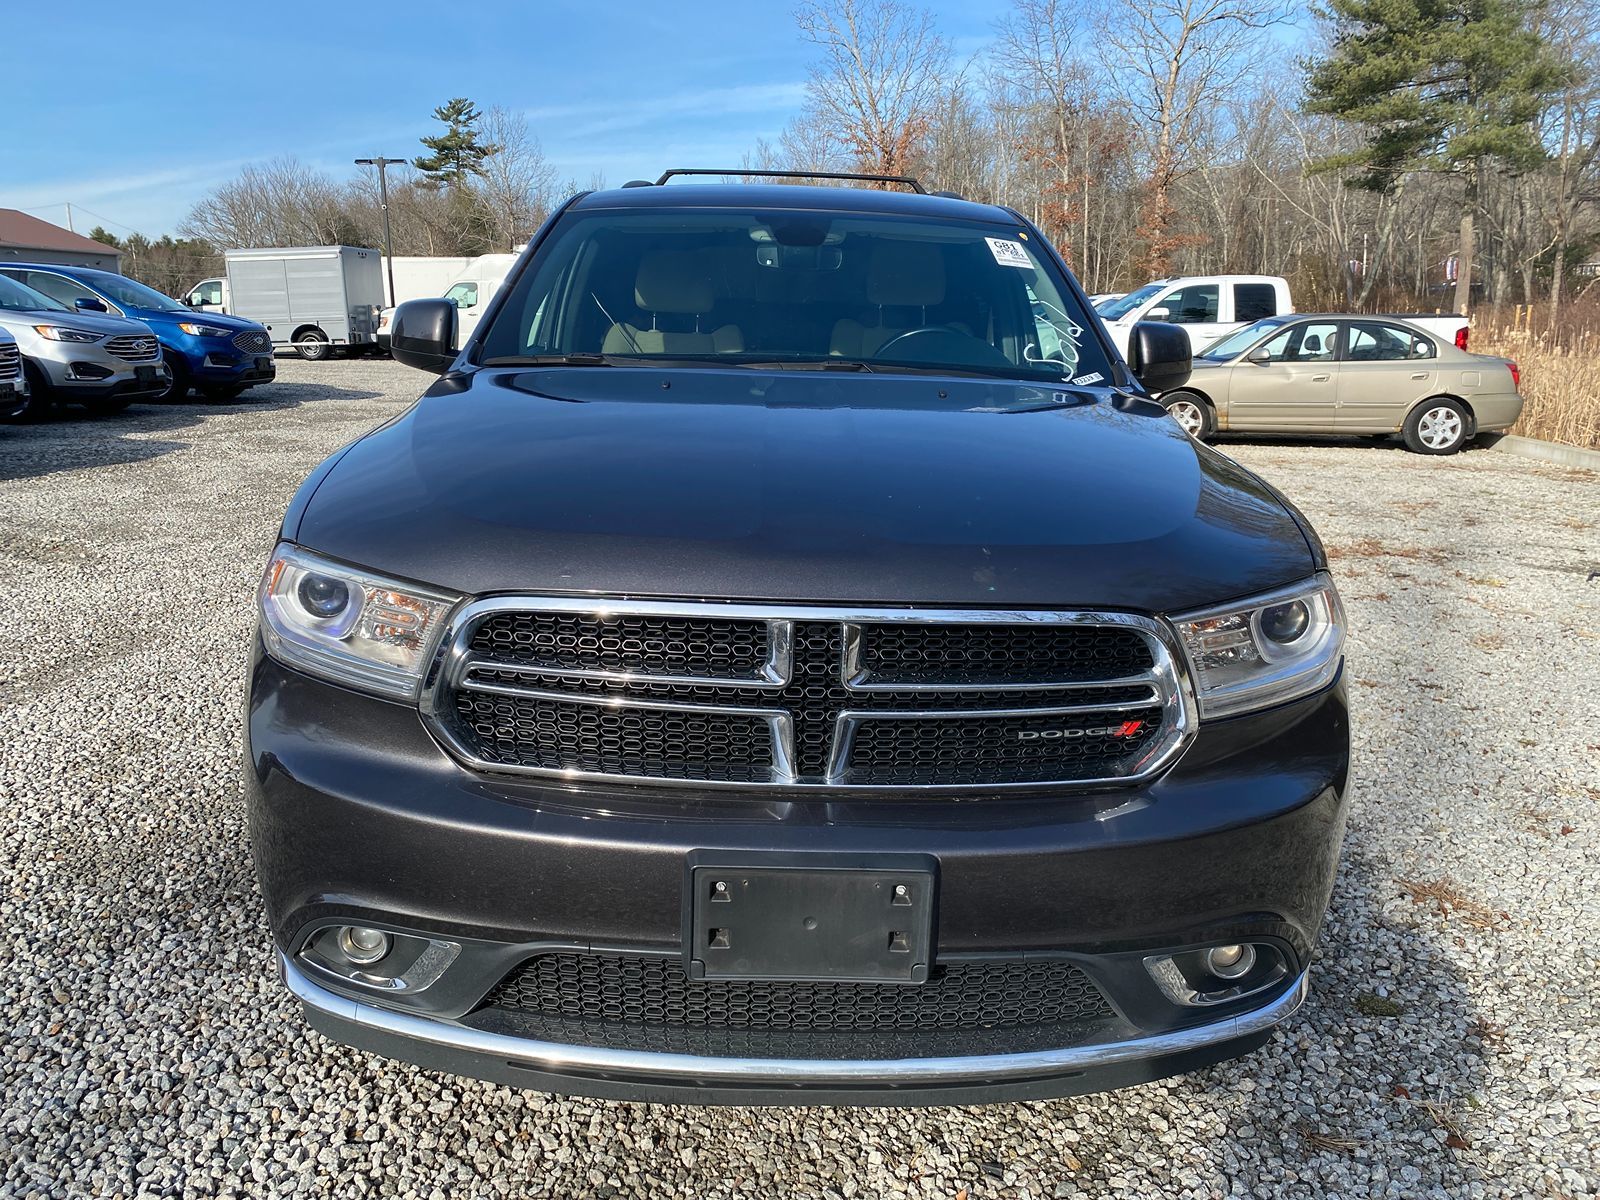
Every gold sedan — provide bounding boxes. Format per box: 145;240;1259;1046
1157;315;1524;454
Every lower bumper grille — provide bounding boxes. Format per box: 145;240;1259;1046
478;951;1116;1059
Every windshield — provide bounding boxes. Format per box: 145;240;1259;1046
1194;318;1288;361
0;274;69;313
1094;283;1164;322
479;207;1112;384
82;271;188;312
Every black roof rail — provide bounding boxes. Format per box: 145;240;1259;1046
653;168;928;194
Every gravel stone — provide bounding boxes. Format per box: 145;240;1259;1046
0;357;1596;1198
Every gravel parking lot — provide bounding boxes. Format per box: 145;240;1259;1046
1;356;1596;1199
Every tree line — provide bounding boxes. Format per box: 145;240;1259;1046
760;0;1591;322
116;0;1599;327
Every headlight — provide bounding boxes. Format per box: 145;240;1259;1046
32;325;103;343
258;544;460;701
178;322;232;337
1172;574;1345;719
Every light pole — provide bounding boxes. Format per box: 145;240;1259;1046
356;156;406;305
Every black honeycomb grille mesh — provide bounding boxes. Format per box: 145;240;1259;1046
858;623;1151;686
452;692;776;782
845;706;1164;786
443;609;1170;786
470;611;770;679
485;952;1112;1035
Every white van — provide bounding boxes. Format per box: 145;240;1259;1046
376;252;520;351
1096;275;1292;358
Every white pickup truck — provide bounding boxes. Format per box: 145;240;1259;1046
1094;274;1470;357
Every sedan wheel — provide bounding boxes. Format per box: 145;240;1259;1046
1404;399;1470;454
1161;392;1213;441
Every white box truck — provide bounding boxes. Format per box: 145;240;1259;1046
220;246;385;360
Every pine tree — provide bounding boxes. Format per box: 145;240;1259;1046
1305;0;1571;312
413;98;502;187
88;226;122;248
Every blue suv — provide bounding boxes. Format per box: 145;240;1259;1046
0;263;275;401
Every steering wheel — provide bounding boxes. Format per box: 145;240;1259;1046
874;326;1013;370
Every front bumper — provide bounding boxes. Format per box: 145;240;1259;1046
34;351;170;399
248;648;1349;1103
286;950;1309;1104
187;344;277;386
0;376;26;418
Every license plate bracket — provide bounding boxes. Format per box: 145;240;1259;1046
135;365;158;383
685;852;935;983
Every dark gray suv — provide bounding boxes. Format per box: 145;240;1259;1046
248;171;1349;1105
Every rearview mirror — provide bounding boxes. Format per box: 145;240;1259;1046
74;297;108;313
1245;346;1271;365
1127;321;1191;394
390;298;458;374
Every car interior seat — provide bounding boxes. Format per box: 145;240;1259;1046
830;241;947;358
601;251;743;355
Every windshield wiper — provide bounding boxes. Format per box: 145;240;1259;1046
731;359;877;373
480;353;624;367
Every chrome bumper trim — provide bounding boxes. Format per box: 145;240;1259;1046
281;952;1307;1085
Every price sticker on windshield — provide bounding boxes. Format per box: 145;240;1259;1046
985;237;1032;268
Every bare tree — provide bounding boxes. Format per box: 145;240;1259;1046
476;107;560;250
182;158;360;249
794;0;950;179
1102;0;1287;276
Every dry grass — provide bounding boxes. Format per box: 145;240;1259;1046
1397;877;1510;931
1476;330;1600;450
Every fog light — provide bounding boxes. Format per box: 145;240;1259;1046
1207;943;1256;980
336;926;391;965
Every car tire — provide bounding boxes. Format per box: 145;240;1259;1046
1403;398;1470;454
13;360;55;421
161;351;191;402
1161;391;1215;441
295;329;330;361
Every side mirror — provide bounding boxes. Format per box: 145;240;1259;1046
1146;306;1171;322
390;298;458;374
74;297;108;313
1245;346;1271;365
1127;321;1191;394
186;296;203;308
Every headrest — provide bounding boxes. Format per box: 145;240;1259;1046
1303;333;1321;352
866;241;945;307
634;251;714;314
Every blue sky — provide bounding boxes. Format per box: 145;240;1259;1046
3;0;1007;239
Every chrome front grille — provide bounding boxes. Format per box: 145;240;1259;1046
0;343;18;380
232;329;271;355
424;600;1192;790
105;335;160;362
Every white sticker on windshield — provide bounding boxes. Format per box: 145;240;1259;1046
1071;371;1104;386
985;237;1031;268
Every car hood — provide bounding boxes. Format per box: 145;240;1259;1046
133;307;264;332
292;367;1316;612
0;307;153;337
